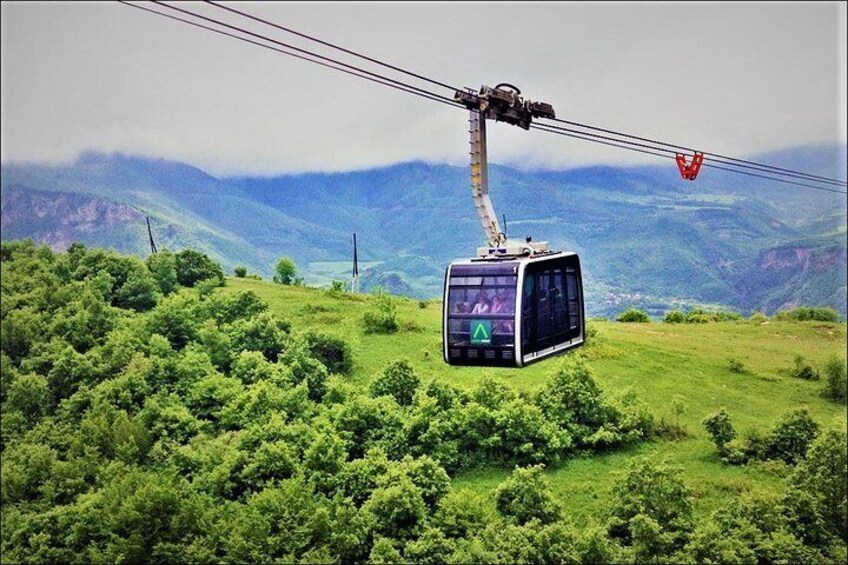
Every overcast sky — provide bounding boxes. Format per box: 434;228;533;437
2;1;846;176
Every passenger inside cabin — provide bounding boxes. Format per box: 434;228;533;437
471;290;491;314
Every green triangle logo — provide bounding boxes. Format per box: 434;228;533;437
470;320;492;344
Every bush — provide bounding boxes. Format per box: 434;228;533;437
608;458;694;554
821;357;847;402
791;354;819;381
273;257;300;286
302;331;353;375
146;250;178;295
762;409;820;464
663;310;686;323
363;288;399;334
787;429;847;543
494;465;561;525
362;476;427;540
684;308;743;323
617;308;650;323
233;266;247;278
776;307;841;322
727;357;746;374
174;249;224;287
748;311;768;323
370;360;419;407
702;408;736;455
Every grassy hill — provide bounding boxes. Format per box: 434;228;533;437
223;277;847;523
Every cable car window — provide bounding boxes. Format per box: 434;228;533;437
566;267;580;336
447;274;516;349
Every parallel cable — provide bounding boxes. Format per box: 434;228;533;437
532;124;847;194
203;0;463;94
119;2;463;110
211;0;846;188
529;124;676;162
542;116;847;187
119;1;847;195
146;1;460;106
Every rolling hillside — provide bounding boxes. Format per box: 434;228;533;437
222;277;847;523
2;145;845;317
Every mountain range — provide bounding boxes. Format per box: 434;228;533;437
1;145;846;317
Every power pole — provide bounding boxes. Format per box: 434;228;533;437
351;232;360;294
146;217;158;254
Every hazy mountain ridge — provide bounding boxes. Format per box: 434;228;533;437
1;145;845;316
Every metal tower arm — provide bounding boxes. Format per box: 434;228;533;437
457;84;556;257
468;110;505;248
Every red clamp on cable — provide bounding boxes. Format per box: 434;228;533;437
675;151;704;181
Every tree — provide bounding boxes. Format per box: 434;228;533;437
617;308;650;323
114;269;160;311
702;408;737;455
174;249;224;288
370;360;419;406
763;408;820;464
233;265;247;278
273;257;298;285
822;357;847;402
494;465;561;525
609;458;694;554
146;250;178;295
786;429;847;543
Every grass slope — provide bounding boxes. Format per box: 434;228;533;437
223;277;847;523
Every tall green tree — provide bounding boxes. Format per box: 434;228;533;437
273;257;298;285
146;250;178;295
174;249;224;287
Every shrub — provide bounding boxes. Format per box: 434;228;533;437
776;307;841;322
684;308;743;323
727;357;746;374
362;476;427;540
702;409;736;455
370;360;419;407
791;354;819;381
146;250;178;295
748;311;768;323
327;280;346;295
821;357;847;402
608;458;694;553
762;409;820;464
617;308;649;323
663;310;686;323
786;429;847;543
174;249;224;287
302;331;353;375
273;257;299;286
233;266;247;278
363;288;399;334
113;269;160;311
494;465;561;525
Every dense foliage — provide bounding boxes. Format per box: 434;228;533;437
663;308;743;323
616;308;650;323
775;306;842;322
2;241;845;564
273;257;300;286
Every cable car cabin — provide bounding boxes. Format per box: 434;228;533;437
443;252;585;367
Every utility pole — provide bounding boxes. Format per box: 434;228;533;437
351;232;359;294
454;83;556;257
146;217;158;254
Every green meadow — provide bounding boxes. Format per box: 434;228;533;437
223;277;847;523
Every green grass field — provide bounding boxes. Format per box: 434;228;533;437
223;277;847;523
